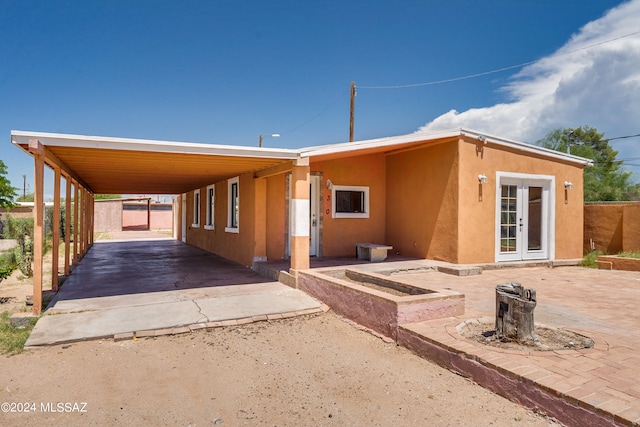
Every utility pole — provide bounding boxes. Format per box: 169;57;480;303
349;81;356;142
567;130;574;154
22;174;26;199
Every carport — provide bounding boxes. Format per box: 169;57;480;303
11;130;313;314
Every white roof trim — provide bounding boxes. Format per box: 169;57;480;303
458;129;593;166
11;128;593;167
300;128;593;166
11;130;299;160
299;129;462;158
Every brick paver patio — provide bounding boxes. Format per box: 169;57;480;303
394;266;640;427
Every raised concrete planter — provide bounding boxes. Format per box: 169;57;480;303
297;268;464;340
597;255;640;271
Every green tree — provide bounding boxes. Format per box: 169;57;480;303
536;126;638;201
16;193;34;202
0;160;17;209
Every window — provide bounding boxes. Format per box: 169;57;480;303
225;177;240;233
332;185;369;218
205;184;215;230
192;189;200;227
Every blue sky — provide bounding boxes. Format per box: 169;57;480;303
1;0;637;198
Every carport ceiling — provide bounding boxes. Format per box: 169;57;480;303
11;131;299;195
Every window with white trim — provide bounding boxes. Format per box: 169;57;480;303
225;177;240;233
332;185;369;218
205;184;215;230
192;189;200;227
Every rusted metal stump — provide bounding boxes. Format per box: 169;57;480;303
495;282;537;342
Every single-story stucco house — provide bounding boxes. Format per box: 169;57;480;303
179;129;591;267
11;129;591;313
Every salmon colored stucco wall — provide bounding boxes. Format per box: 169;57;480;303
457;136;585;263
265;174;286;260
385;140;459;261
311;153;387;257
94;200;122;232
185;173;260;267
584;203;640;254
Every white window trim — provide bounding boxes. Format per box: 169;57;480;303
192;189;200;228
205;184;215;230
225;177;240;233
332;185;370;219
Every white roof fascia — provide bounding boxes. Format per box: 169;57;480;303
459;128;593;167
299;128;593;167
11;130;299;160
299;129;462;158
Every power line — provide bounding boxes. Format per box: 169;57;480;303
280;91;349;136
607;133;640;142
358;30;640;90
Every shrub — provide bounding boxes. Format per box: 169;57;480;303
3;215;34;277
580;250;603;268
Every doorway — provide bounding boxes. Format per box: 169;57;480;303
496;175;554;262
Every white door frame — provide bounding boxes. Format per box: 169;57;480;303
309;175;320;256
495;172;555;262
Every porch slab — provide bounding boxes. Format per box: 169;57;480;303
26;238;321;347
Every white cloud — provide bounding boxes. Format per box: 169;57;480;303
417;0;640;148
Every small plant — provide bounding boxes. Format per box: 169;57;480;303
0;311;38;355
0;266;13;281
0;250;16;283
580;250;603;268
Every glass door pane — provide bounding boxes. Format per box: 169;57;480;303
500;185;518;253
527;186;542;251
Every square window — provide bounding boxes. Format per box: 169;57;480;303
332;185;369;218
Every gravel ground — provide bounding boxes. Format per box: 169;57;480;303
0;311;561;426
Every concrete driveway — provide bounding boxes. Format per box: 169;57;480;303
26;238;322;346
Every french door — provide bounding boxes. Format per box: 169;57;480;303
497;177;552;261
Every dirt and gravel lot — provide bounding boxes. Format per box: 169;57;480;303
0;311;560;426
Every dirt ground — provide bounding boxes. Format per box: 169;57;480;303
0;312;561;427
0;269;38;313
460;319;595;351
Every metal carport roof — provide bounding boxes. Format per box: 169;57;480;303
11;131;300;194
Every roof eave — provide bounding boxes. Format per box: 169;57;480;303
459;128;594;167
11;130;299;160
